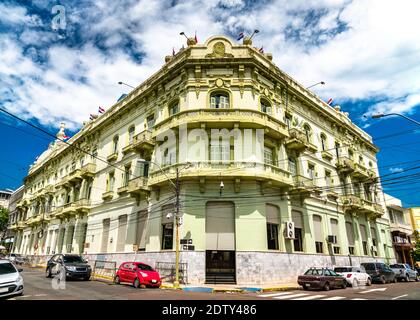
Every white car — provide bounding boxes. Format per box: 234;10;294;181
0;259;24;298
334;266;372;287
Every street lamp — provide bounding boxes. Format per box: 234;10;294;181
306;81;325;89
118;81;136;89
137;159;192;289
371;113;420;126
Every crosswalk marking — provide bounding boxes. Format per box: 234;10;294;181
259;292;295;298
321;296;346;300
274;293;309;300
292;294;327;300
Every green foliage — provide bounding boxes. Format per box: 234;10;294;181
0;207;9;233
411;230;420;263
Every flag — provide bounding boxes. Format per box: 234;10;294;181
63;135;70;140
194;31;198;44
259;46;264;53
327;98;333;105
237;32;244;41
98;106;105;114
172;47;175;56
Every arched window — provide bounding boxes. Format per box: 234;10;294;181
303;124;311;143
128;126;135;144
113;135;119;153
260;98;272;114
210;92;229;109
169;100;179;116
320;133;327;151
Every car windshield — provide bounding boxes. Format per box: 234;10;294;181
63;256;84;263
0;262;17;275
334;267;352;273
137;264;154;271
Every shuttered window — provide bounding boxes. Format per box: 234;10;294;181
206;202;235;250
313;215;323;242
360;224;367;241
266;204;280;224
116;215;127;252
330;219;339;237
292;210;304;252
136;210;148;250
266;204;280;250
346;222;355;245
292;210;303;229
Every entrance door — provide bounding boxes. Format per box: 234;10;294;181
205;202;236;284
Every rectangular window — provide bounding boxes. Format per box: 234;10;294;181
325;171;332;190
308;164;315;181
294;228;303;252
289;158;297;176
348;246;355;255
161;224;173;250
108;172;115;191
124;165;131;187
333;246;340;254
266;223;279;250
210;143;230;162
285;115;292;129
169;104;179;116
363;241;368;255
264;146;274;165
315;241;323;253
147;114;155;128
335;142;340;158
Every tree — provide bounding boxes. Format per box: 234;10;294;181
411;230;420;264
0;207;10;242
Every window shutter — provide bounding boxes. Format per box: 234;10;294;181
330;219;339;237
292;210;303;229
266;204;280;224
346;222;355;245
210;96;216;108
206;202;235;250
360;224;367;241
313;215;323;242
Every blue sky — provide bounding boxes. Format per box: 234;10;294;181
0;0;419;206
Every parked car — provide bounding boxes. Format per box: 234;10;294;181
334;266;372;287
114;262;161;288
389;263;419;282
360;262;396;284
45;254;91;281
297;267;347;291
0;259;24;298
6;253;25;265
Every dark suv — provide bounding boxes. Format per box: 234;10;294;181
360;262;396;284
45;254;91;280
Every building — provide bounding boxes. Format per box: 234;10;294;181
0;189;13;209
4;186;24;251
384;194;414;266
408;207;420;233
12;35;395;285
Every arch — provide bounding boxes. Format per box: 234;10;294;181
303;123;312;143
208;89;231;109
320;133;328;151
112;135;119;153
260;96;272;115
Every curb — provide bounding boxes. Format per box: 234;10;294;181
261;286;300;292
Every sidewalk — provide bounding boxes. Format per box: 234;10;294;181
161;282;300;293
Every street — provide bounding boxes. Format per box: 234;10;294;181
6;267;420;300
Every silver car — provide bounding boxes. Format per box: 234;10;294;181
0;259;24;298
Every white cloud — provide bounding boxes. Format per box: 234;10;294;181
389;167;404;173
1;0;420;132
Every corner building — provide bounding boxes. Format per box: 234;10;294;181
13;35;395;284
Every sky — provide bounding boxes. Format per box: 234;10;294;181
0;0;419;207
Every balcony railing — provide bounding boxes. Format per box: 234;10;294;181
148;161;292;188
127;177;150;195
102;191;114;201
153;109;289;140
132;130;155;152
290;175;321;195
107;152;118;162
341;195;384;216
285;128;317;153
352;163;375;180
336;156;355;174
80;163;96;178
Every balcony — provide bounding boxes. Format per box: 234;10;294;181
290;175;321;195
117;185;129;195
56;176;71;188
68;168;82;182
336;156;355;175
321;150;334;161
285;128;317;153
63;202;77;215
74;198;91;214
351;163;375;180
107;152;118;162
153;109;289;140
132;130;155;153
341;195;384;217
17;221;25;229
102;191;114;201
127;177;150;196
390;222;414;235
148;161;293;188
80;163;96;178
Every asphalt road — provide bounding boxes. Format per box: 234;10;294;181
6;267;420;300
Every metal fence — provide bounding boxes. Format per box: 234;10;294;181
92;260;117;281
155;261;188;284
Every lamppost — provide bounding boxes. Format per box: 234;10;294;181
372;113;420;126
137;159;191;289
118;81;136;89
306;81;325;89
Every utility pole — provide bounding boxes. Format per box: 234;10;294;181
174;167;181;289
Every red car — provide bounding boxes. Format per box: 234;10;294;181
298;267;347;291
114;262;161;288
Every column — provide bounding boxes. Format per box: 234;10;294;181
366;218;374;257
337;214;349;255
303;208;316;253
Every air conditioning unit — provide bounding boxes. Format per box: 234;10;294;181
327;235;337;244
284;221;295;239
371;245;377;252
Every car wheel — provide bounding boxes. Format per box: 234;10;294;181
45;267;51;278
366;278;372;286
404;275;409;282
380;276;386;284
341;280;347;289
114;276;120;284
323;282;330;291
83;276;90;281
352;279;359;287
415;275;419;282
393;277;397;283
133;278;140;288
302;286;309;291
